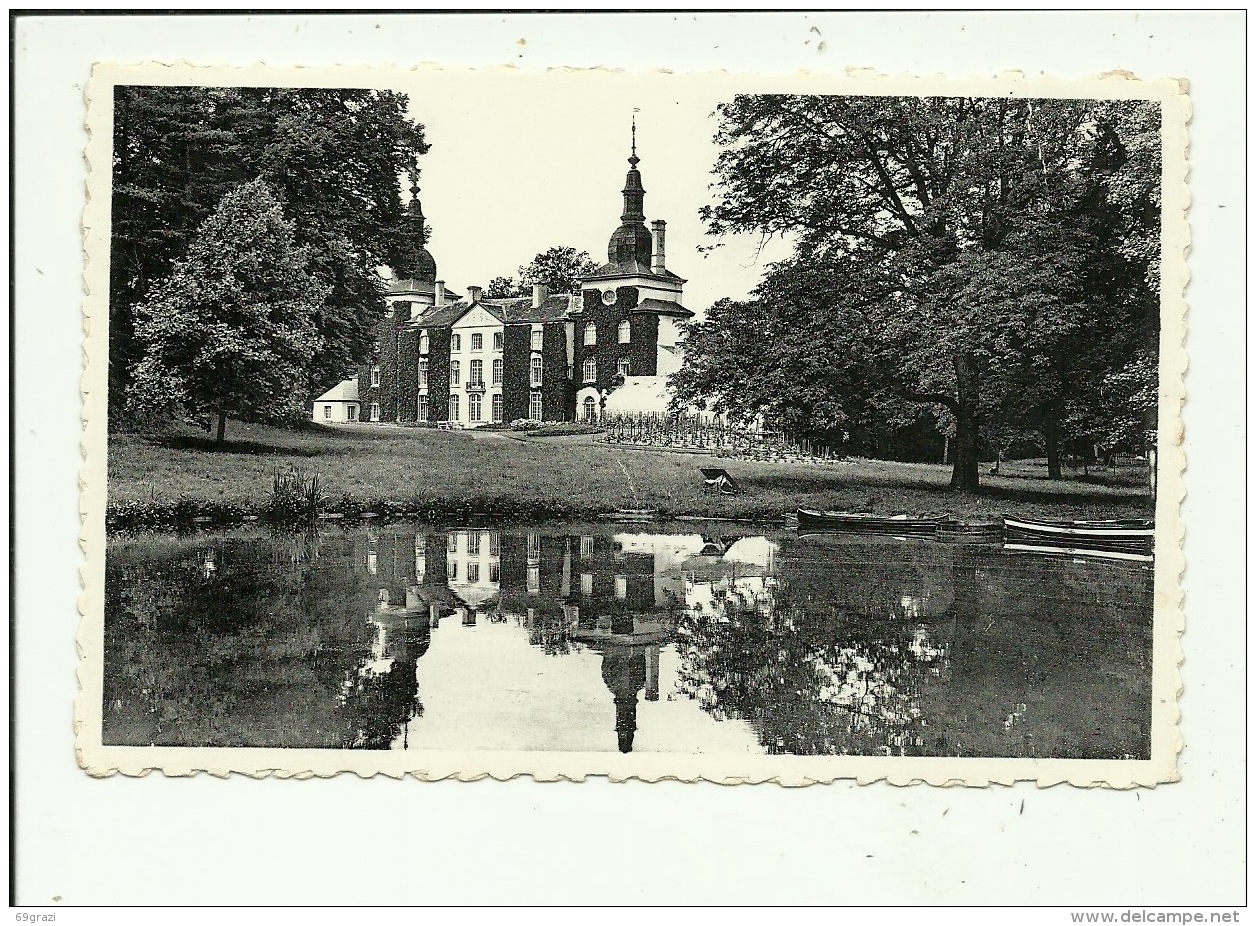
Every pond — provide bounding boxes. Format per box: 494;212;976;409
103;521;1154;759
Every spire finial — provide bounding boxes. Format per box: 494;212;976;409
408;157;421;201
629;109;640;167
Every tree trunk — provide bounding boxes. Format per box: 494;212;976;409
950;353;981;492
215;411;227;447
1044;415;1062;479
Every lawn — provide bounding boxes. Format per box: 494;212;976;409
107;419;1154;527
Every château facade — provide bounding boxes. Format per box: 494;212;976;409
313;135;694;428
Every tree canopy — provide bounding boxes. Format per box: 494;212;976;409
110;85;429;416
680;94;1161;488
126;179;326;444
484;245;602;298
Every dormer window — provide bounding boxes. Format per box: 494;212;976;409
618;319;631;343
583;323;597;346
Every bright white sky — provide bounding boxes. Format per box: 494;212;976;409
390;68;795;315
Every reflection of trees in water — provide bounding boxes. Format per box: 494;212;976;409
675;585;949;756
104;530;420;749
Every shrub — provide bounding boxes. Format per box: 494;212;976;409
265;466;327;523
510;418;544;432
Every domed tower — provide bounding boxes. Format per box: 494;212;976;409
606;133;654;270
388;162;458;317
580;118;690;311
574;119;695;421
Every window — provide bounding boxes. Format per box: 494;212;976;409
529;392;543;420
582;359;597;383
420;331;429;353
418;358;428;387
370;403;380;422
491;394;503;423
582;396;597;422
468;532;481;555
489;532;500;556
469;392;482;422
580;573;593;596
370;365;380;387
493;332;503;350
347;405;358;422
580;536;594;558
617;358;631;378
447;560;458;581
618;319;631;343
451;333;461;351
467;563;480;583
448;533;458;553
526;532;541;555
583;322;597;346
614;576;628;600
471;332;483;351
527;565;540;595
529;356;543;387
417;395;428;421
448;394;460;421
530;328;543;351
491;358;502;386
323;405;332;419
489;562;500;583
450;360;460;386
470;359;483;385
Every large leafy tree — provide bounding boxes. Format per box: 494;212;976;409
484;245;602;299
694;94;1160;489
110;85;428;416
126;179;326;445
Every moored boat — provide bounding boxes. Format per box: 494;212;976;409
1003;515;1154;554
796;508;952;537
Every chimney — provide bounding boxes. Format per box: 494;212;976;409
532;283;547;309
650;219;667;273
468;285;482;304
434;280;446;307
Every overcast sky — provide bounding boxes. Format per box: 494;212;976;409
391;68;794;314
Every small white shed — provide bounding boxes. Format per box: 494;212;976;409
312;378;361;424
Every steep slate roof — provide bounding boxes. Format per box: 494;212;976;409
634;297;695;319
586;260;687;284
315;378;359;403
408;300;505;328
489;294;577;324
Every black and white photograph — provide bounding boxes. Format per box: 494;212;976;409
75;64;1187;784
14;9;1246;913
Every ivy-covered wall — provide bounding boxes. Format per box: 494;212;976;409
424;327;451;421
573;287;662;397
501;325;531;422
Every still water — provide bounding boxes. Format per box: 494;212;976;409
104;522;1153;759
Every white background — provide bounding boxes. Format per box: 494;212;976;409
11;10;1246;907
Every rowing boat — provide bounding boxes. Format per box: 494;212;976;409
1003;516;1154;554
796;508;952;537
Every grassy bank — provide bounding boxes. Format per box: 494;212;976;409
107;419;1153;530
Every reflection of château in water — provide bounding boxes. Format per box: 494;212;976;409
352;527;778;752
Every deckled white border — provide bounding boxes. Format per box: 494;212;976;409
77;62;1189;786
